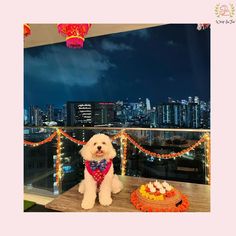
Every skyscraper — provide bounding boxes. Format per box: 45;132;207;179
67;102;93;126
66;101;115;126
46;104;54;122
194;96;200;104
24;109;29;125
150;109;158;127
168;97;173;103
54;108;63;122
29;105;43;126
186;103;201;128
188;96;193;103
62;104;67;124
158;103;182;127
200;101;210;128
94;102;115;125
156;96;207;128
146;98;151;111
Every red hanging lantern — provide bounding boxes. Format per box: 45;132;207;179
57;24;92;48
24;24;31;37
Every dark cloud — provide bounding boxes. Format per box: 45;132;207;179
24;24;210;108
126;28;150;39
25;45;115;87
101;39;133;52
167;40;174;45
168;76;175;82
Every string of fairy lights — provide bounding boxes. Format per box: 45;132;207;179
56;129;62;188
204;133;211;184
24;129;211;187
119;130;128;176
112;131;210;184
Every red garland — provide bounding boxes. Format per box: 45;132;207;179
60;129;87;145
125;132;204;159
24;129;86;146
24;130;207;162
24;131;57;146
57;24;91;48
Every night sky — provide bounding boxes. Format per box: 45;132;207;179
24;24;210;109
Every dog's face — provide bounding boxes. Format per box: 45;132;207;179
80;134;116;161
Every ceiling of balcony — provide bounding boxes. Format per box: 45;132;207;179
24;24;162;48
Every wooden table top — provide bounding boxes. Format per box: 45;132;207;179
45;175;210;212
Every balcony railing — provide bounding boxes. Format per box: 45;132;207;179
24;126;210;196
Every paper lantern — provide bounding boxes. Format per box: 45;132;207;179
57;24;91;48
24;24;31;37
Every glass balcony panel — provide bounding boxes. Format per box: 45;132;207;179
24;127;210;196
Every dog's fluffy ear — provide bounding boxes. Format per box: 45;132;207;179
80;141;93;161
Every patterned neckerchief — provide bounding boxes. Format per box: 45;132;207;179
85;159;112;186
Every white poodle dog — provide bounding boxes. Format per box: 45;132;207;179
78;133;123;210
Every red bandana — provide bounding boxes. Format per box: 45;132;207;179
85;159;112;186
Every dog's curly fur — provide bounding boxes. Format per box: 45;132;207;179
78;133;123;209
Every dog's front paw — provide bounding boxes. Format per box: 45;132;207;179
81;199;95;210
99;196;112;206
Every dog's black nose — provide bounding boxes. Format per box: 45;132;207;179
97;146;102;150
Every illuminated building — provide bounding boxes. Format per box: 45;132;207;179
67;102;93;126
94;102;115;125
66;101;115;126
29;105;43;126
46;104;54;122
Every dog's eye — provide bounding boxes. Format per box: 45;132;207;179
102;142;106;145
94;142;97;146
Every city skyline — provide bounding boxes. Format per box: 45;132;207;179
25;95;209;109
25;95;210;129
24;24;210;109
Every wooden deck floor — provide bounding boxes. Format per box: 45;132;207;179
45;175;210;212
